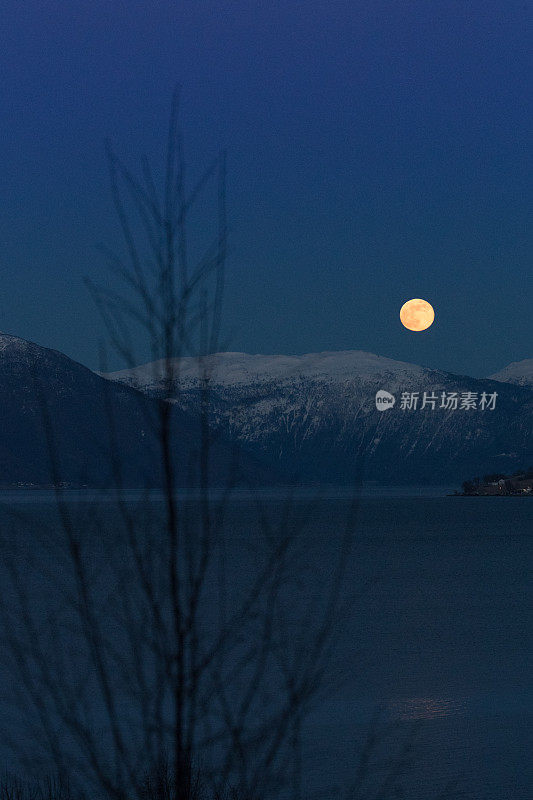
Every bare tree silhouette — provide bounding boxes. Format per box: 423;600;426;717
0;91;361;800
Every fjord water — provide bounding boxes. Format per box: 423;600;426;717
0;489;531;799
299;492;533;799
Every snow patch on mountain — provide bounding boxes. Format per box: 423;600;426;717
105;350;426;392
489;359;533;388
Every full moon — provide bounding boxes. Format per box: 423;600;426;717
400;298;435;332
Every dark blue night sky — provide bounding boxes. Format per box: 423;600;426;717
0;0;531;375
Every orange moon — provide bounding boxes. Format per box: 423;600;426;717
400;298;435;332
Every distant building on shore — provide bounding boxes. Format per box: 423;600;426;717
462;473;533;496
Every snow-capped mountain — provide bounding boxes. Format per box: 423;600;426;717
106;351;533;485
489;359;533;389
1;334;531;487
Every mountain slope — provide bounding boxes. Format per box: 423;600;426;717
0;334;258;488
106;351;533;485
489;359;533;389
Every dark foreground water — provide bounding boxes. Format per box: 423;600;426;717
0;488;531;799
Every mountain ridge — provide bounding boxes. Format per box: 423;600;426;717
0;333;263;488
1;333;531;487
105;349;533;485
104;349;426;390
105;349;533;389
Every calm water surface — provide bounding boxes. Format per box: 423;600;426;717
0;489;531;799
